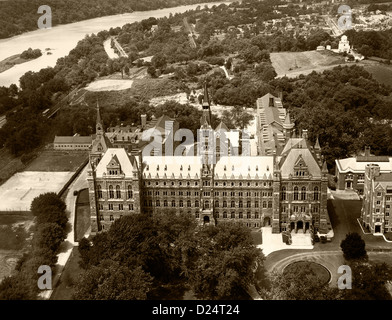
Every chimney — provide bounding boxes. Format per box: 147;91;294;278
141;114;147;129
269;97;274;107
365;146;371;157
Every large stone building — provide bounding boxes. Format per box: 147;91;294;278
361;163;392;234
87;89;329;237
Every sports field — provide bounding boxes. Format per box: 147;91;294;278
270;50;346;78
0;171;74;211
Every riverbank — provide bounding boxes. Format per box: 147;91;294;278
0;54;34;74
0;1;236;87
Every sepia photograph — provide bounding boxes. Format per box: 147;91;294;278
0;0;391;312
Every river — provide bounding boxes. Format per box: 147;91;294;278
0;1;234;87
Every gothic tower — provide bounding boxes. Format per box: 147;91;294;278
199;81;215;225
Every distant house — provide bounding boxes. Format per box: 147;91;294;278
54;134;92;150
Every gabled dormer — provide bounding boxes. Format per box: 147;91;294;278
107;154;121;175
294;154;308;177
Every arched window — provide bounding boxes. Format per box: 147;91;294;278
187;200;191;207
179;200;183;207
262;201;267;208
171;200;176;207
127;185;133;199
239;200;243;208
97;185;103;198
281;187;286;201
215;200;219;207
239;212;243;219
231;212;235;219
223;201;227;208
294;186;299;200
301;187;306;200
231;201;236;208
314;187;319;201
223;211;227;219
164;200;168;207
204;200;210;209
109;185;114;199
156;200;160;207
195;200;199;207
116;185;121;199
268;201;272;208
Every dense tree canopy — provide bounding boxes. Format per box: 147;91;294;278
340;232;367;261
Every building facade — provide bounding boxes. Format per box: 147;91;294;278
361;163;392;234
335;146;392;195
87;90;329;236
53;134;92;150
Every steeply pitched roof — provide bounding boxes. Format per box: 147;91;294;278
279;147;321;179
95;148;137;178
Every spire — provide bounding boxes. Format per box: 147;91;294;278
200;81;212;127
202;81;210;108
322;160;328;173
96;100;103;135
97;100;102;123
314;135;321;150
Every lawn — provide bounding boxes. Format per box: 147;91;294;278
283;261;331;285
74;188;91;242
364;64;392;87
270;50;346;77
50;247;84;300
82;78;184;109
26;150;88;172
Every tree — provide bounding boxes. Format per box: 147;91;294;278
33;223;66;253
73;260;153;300
147;65;157;78
36;205;68;229
340;232;367;261
30;192;66;217
184;223;264;299
343;262;392;300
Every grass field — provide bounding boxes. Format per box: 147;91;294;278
284;261;331;285
364;64;392;87
79;78;183;108
26;150;88;172
270;50;346;78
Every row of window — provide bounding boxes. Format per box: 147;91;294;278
98;203;134;211
197;212;262;219
97;185;133;199
142;190;273;197
143;180;274;187
143;199;274;208
281;186;319;201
